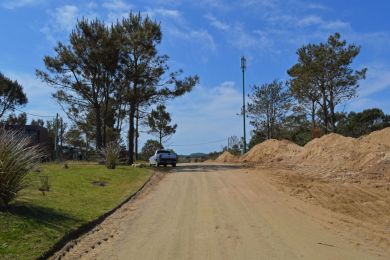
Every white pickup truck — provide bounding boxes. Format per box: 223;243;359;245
149;149;178;167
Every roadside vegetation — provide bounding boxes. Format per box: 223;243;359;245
0;129;42;209
100;142;121;169
0;162;152;259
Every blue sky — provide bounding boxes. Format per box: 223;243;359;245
0;0;390;154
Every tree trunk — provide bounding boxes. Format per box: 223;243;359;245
159;129;162;146
102;118;107;147
0;198;6;211
85;133;89;161
329;88;336;132
267;119;270;139
135;106;139;161
127;103;136;165
311;99;316;129
95;106;103;150
103;87;110;147
320;84;329;133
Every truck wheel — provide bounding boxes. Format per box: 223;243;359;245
164;164;167;167
172;163;176;167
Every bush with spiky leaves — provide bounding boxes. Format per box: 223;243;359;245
0;128;42;209
100;142;121;169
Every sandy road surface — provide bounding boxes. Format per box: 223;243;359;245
57;164;387;260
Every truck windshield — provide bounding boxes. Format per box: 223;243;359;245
157;150;171;154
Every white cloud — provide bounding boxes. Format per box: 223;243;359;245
320;20;350;30
189;30;217;51
226;24;275;52
168;27;217;52
205;14;230;31
102;0;131;10
102;0;132;22
359;64;390;97
40;4;100;42
54;5;79;31
1;0;44;9
297;15;323;27
229;24;258;49
343;63;390;112
40;5;79;43
143;8;183;23
154;8;181;19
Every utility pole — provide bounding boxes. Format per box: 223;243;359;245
240;56;247;154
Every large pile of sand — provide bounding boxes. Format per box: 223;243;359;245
214;151;239;163
240;139;303;163
213;128;389;176
294;129;390;174
360;127;390;147
294;133;360;167
236;128;389;176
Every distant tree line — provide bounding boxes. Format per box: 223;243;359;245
247;33;388;148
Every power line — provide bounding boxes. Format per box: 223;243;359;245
13;108;56;118
169;138;227;147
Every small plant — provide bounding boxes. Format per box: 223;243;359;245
0;128;42;209
38;175;50;195
100;142;121;169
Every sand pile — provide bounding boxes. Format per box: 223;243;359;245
214;151;239;163
241;139;303;163
214;128;389;175
360;127;390;147
294;129;390;174
239;128;390;175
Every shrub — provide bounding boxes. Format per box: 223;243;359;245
0;128;42;209
38;175;50;195
100;142;121;169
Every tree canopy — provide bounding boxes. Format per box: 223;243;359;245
247;80;292;140
36;18;119;149
288;33;367;132
2;112;27;126
147;104;177;145
0;72;27;119
37;12;198;164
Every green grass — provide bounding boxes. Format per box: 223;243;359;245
0;162;152;259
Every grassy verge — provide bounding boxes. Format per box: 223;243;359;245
0;162;152;259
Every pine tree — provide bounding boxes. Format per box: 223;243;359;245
147;105;177;145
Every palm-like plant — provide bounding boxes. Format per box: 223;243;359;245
100;142;121;169
0;128;42;209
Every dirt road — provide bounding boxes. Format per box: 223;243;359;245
57;164;387;259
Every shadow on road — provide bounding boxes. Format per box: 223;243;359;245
170;163;242;173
